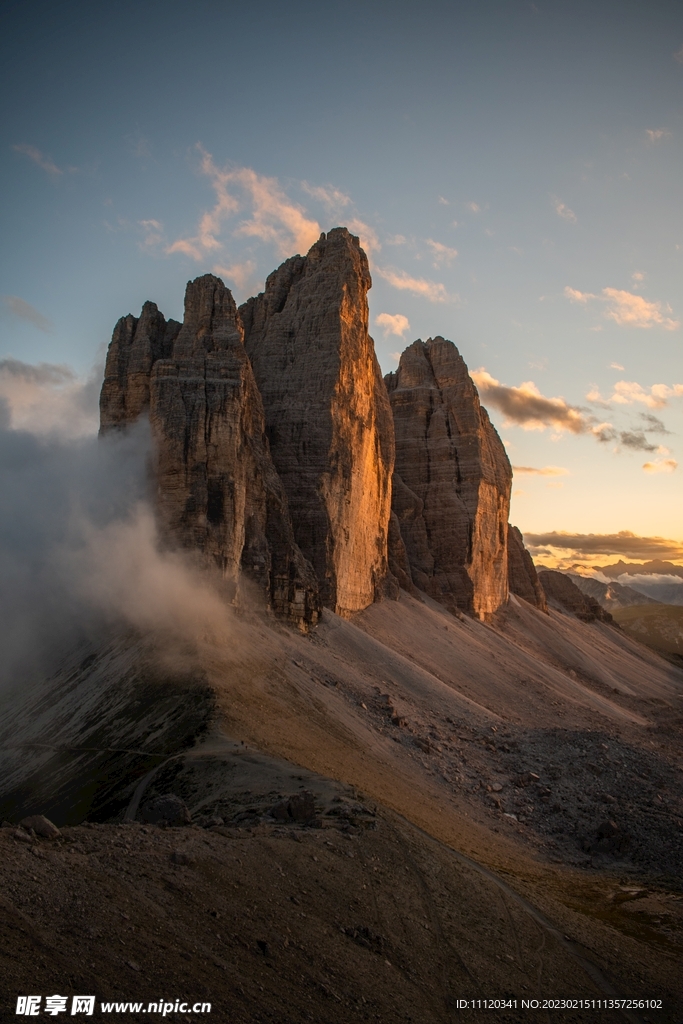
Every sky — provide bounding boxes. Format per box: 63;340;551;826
1;0;682;569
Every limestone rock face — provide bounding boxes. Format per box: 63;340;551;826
240;228;395;617
507;524;547;611
539;570;613;624
385;338;512;618
100;302;181;429
100;275;320;626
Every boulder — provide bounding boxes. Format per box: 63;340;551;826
141;793;191;827
19;814;60;839
385;338;512;619
241;228;396;617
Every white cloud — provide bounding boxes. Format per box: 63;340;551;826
438;196;450;205
376;266;453;303
466;201;480;213
300;182;351;210
552;197;577;223
0;357;100;438
512;465;569;476
11;143;62;176
564;285;679;330
642;458;677;474
386;234;407;246
610;380;683;409
375;313;410;338
675;45;683;63
213;260;260;296
425;239;458;266
2;296;53;332
631;270;645;284
167;146;320;262
390;352;401;362
609;362;625;370
347;218;381;255
645;129;671;142
138;219;164;250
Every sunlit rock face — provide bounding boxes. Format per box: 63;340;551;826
507;524;547;611
240;228;396;617
385;337;512;619
100;275;320;626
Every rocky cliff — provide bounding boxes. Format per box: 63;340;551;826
100;275;320;626
240;228;396;617
507;524;547;611
538;570;613;624
100;232;545;627
385;338;512;619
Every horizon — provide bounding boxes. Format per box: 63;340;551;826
1;0;682;568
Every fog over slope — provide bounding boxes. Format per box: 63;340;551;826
0;361;232;692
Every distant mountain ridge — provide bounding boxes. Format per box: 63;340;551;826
567;573;660;611
574;559;683;580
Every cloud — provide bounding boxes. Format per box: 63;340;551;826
390;352;401;362
438;196;450;206
471;369;593;434
167;146;320;262
512;465;568;476
466;202;480;213
552;197;577;223
376;266;452;303
618;431;658;452
2;296;53;332
375;313;410;338
300;182;352;210
138;219;164;250
0;415;234;691
610;380;683;409
385;234;406;246
347;218;381;255
212;260;260;296
631;271;645;284
0;357;100;439
609;362;625;370
642;458;677;474
565;285;679;330
675;45;683;63
523;531;683;561
645;129;670;142
11;143;62;176
639;413;670;434
425;239;458;266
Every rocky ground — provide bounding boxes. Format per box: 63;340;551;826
2;797;682;1024
2;592;683;1021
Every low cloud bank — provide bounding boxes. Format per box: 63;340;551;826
523;530;683;562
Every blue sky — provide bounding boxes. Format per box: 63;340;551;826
1;0;682;564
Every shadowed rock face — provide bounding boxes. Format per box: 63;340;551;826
539;570;613;624
507;524;547;611
385;338;512;619
99;301;181;428
100;275;320;626
240;228;396;617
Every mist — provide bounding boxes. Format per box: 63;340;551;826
0;362;231;693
